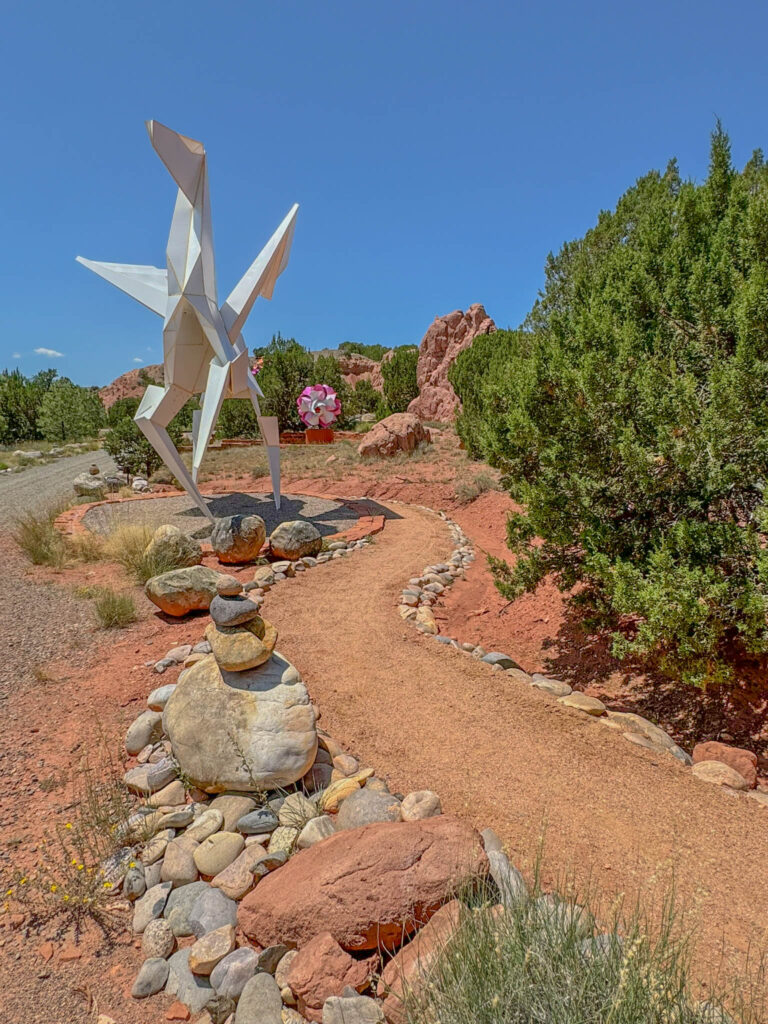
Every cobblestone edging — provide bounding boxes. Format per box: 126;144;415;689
395;503;768;808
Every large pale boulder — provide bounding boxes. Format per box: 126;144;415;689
269;520;323;560
145;566;222;617
407;305;495;422
238;816;488;951
357;413;429;459
163;653;317;793
144;524;202;569
73;472;106;497
211;514;266;564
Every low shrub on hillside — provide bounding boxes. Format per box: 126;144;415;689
451;125;768;686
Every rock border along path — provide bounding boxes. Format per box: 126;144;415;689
393;502;768;807
262;495;768;981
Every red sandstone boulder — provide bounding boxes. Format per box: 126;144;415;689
692;741;757;788
286;931;375;1022
357;413;429;459
377;900;462;1024
238;816;487;951
407;304;495;422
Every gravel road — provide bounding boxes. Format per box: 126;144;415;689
0;449;116;526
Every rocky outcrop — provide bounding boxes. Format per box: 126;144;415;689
238;816;488;951
407;304;495;422
336;352;388;392
99;363;164;408
357;413;430;459
163;652;317;793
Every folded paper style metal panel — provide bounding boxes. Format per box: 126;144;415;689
76;120;299;520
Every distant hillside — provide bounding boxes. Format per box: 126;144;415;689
99;364;164;408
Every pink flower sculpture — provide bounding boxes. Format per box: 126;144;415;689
297;384;341;428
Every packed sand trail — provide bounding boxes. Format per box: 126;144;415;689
265;498;768;987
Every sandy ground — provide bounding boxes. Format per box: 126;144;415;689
264;498;768;994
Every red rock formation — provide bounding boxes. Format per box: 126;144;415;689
692;741;758;788
99;364;164;409
378;900;462;1024
408;304;495;422
337;352;389;392
237;816;488;951
357;412;430;459
286;932;375;1022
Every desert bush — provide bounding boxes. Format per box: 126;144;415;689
13;506;67;567
67;530;104;563
6;742;139;934
454;469;500;504
339;340;392;361
401;879;759;1024
104;522;192;583
37;378;105;442
92;586;137;628
104;415;182;477
348;379;388;420
381;346;419;413
451;126;768;686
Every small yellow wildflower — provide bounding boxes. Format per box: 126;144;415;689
20;877;27;885
64;823;72;830
129;861;136;868
5;889;13;896
63;894;70;902
77;864;84;871
103;882;113;889
50;884;58;893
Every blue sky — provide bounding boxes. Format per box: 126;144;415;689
1;0;767;386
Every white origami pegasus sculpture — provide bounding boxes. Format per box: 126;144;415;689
77;120;298;519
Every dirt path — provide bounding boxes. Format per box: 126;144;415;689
264;499;768;985
0;450;115;526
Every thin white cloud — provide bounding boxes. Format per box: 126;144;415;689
34;347;63;357
133;357;143;363
12;352;20;359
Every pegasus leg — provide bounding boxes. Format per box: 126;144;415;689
192;360;230;482
135;383;214;522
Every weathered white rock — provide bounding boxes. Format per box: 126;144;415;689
401;790;442;821
145;566;222;617
163;652;317;793
125;710;164;755
269;520;323;560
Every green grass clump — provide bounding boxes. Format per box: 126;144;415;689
103;522;189;584
12;507;67;567
453;469;500;504
398;879;760;1024
91;586;137;628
